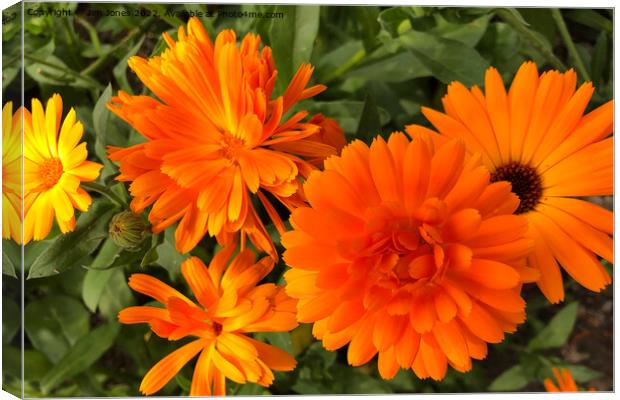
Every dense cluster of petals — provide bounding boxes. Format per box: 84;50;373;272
283;132;535;380
119;246;298;395
108;17;343;256
408;61;613;303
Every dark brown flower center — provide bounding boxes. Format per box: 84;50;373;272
491;162;542;214
212;321;223;336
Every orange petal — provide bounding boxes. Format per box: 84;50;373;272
128;273;194;306
140;339;206;395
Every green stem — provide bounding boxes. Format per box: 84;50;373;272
23;54;104;90
60;18;85;69
496;8;566;71
82;182;126;207
75;16;102;55
80;16;156;77
323;47;369;85
550;8;591;81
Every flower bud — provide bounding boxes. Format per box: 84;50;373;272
109;211;148;251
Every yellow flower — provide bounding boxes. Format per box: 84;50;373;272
2;102;22;243
23;94;103;243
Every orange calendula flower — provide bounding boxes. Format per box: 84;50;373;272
2;102;22;243
408;61;613;303
108;17;340;257
282;132;534;381
119;247;298;396
544;367;595;392
22;94;102;243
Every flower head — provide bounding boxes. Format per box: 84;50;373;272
2;102;23;243
22;94;102;243
108;18;341;257
119;247;298;396
282;132;534;381
408;61;613;303
544;367;595;392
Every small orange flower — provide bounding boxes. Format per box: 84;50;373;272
408;61;613;303
544;367;595;392
282;132;534;381
108;18;341;257
119;247;298;396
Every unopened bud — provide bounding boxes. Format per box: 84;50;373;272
109;211;149;251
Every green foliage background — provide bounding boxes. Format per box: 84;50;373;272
1;3;613;396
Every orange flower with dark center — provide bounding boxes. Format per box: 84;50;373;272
282;132;535;381
108;17;341;257
407;61;613;303
119;246;298;396
544;367;595;392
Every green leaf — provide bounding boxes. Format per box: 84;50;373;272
89;238;121;270
269;5;320;91
24;349;53;382
155;227;187;280
98;267;134;320
528;301;579;351
24;295;90;363
379;8;404;35
25;52;95;89
332;364;392;394
93;84;113;144
564;365;603;383
234;382;270;395
378;7;418;37
175;374;191;393
356;92;382;139
500;8;530;26
2;239;20;278
353;7;380;51
564;9;612;33
518;8;556;45
2;298;20;344
140;246;159;268
591;32;608;86
346;50;431;83
429;14;491;47
92;84;118;179
113;35;146;94
290;323;313;356
303;100;391;135
488;365;529;391
82;266;116;313
399;30;489;86
2;345;22;378
40;322;120;394
255;332;293;356
27;201;117;279
291;342;337;394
